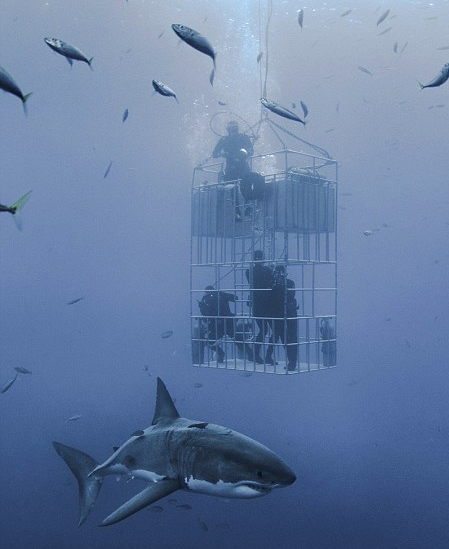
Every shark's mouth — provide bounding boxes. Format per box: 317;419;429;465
237;481;276;495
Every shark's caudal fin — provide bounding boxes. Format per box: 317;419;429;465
152;377;180;425
53;441;103;526
99;479;179;526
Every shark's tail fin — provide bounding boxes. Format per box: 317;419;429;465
53;441;103;526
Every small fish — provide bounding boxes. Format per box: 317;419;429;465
193;382;203;389
171;24;216;69
419;63;449;89
218;100;227;106
363;229;373;236
198;519;209;531
325;128;335;133
176;504;192;510
158;31;164;39
292;102;296;109
298;9;304;28
257;52;263;63
0;190;32;216
300;100;308;118
44;38;93;67
66;297;84;305
400;41;408;54
393;42;398;53
65;414;82;423
358;66;373;75
122;108;129;122
0;65;32;113
1;373;18;394
376;9;390;26
161;330;174;339
209;68;215;87
149;505;163;512
104;161;113;179
336;101;340;113
378;27;392;36
341;9;352;17
152;79;179;103
437;46;449;51
260;98;306;125
14;367;32;375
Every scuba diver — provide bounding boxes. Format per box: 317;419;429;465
198;285;255;363
212;121;254;182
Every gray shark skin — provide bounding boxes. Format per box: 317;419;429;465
53;378;296;527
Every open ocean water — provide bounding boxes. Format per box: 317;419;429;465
1;1;449;548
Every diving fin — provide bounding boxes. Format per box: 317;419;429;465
99;479;179;526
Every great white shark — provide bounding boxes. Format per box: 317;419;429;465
53;377;296;526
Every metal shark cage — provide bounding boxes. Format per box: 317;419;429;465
190;148;337;375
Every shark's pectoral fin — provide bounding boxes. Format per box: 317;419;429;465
99;479;180;527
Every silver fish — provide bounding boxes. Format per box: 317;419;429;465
152;79;179;103
378;27;392;36
65;414;82;423
358;66;373;75
0;65;32;112
171;24;216;69
393;42;398;53
298;9;304;28
376;9;390;26
257;52;263;63
161;330;174;339
14;367;32;375
67;297;84;305
104;161;112;179
419;63;449;89
122;108;129;122
341;9;352;17
44;37;93;67
300;100;309;118
1;373;18;394
260;98;306;125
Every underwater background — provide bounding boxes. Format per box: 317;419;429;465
1;1;449;548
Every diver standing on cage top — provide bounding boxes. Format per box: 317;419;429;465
212;121;254;182
212;120;255;221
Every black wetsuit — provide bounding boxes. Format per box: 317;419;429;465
212;133;254;181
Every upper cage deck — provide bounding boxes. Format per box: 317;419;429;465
193;152;336;234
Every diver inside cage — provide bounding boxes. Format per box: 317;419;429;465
198;285;255;363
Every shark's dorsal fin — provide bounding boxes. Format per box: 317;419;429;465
152;378;180;425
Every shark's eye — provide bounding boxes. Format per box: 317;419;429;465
257;471;263;478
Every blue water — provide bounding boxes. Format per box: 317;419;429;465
1;1;449;548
